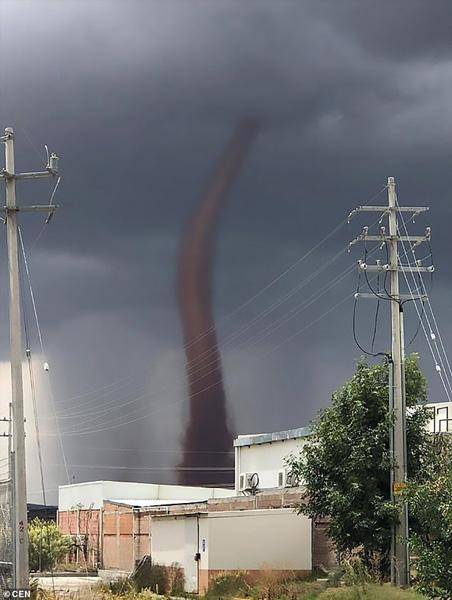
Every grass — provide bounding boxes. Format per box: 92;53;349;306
317;584;426;600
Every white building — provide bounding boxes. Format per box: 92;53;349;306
152;508;312;593
234;426;311;493
58;480;232;511
425;401;452;433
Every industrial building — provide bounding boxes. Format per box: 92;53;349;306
56;426;335;592
58;481;231;571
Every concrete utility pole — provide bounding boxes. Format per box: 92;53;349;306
348;177;432;587
387;177;410;586
1;127;59;589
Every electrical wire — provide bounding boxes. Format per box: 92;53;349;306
44;244;353;422
18;227;70;482
371;272;381;353
396;202;452;389
41;212;384;434
32;184;390;420
352;270;390;359
42;286;365;437
395;219;452;400
46;256;371;430
42;241;381;424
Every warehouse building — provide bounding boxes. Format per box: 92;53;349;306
57;426;335;591
58;481;231;570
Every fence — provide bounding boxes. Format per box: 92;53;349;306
0;479;13;590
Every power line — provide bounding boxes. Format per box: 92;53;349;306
396;201;452;395
42;286;357;437
48;261;371;434
18;228;71;483
38;184;390;414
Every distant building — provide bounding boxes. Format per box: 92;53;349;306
426;401;452;433
28;504;57;522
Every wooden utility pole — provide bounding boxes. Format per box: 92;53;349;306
1;127;59;588
349;177;432;586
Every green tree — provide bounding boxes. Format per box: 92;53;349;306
28;517;72;572
287;354;432;572
404;435;452;598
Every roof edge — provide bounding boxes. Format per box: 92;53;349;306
234;426;311;447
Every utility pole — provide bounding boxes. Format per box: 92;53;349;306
1;127;59;589
348;177;432;587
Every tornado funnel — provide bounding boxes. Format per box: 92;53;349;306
178;119;258;486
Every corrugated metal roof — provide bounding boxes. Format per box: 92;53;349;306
233;426;311;447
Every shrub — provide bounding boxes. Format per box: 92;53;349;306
404;459;452;599
168;562;185;595
28;518;72;572
206;571;249;599
135;562;170;594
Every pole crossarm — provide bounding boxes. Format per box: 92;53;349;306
2;204;59;213
0;170;57;180
348;226;431;250
354;292;427;301
358;235;429;243
358;262;434;273
15;170;57;180
348;205;429;219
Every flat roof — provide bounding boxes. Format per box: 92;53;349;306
106;498;209;508
234;426;311;447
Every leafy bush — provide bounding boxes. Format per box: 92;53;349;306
403;446;452;600
28;517;72;572
286;355;432;575
107;577;133;595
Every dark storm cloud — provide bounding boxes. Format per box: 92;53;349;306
0;0;451;500
312;0;452;62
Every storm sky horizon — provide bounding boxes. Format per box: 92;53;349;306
0;0;451;503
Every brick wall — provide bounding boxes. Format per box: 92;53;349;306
58;508;101;568
58;493;337;574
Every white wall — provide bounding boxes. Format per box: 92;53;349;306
151;515;199;593
205;509;311;571
426;402;452;433
58;480;232;511
235;438;307;492
59;481;105;510
151;509;312;593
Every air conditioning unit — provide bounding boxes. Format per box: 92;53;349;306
278;468;299;488
239;472;259;492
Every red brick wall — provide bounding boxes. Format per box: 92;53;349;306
58;493;336;574
58;508;101;568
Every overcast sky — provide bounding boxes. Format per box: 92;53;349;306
0;0;451;502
